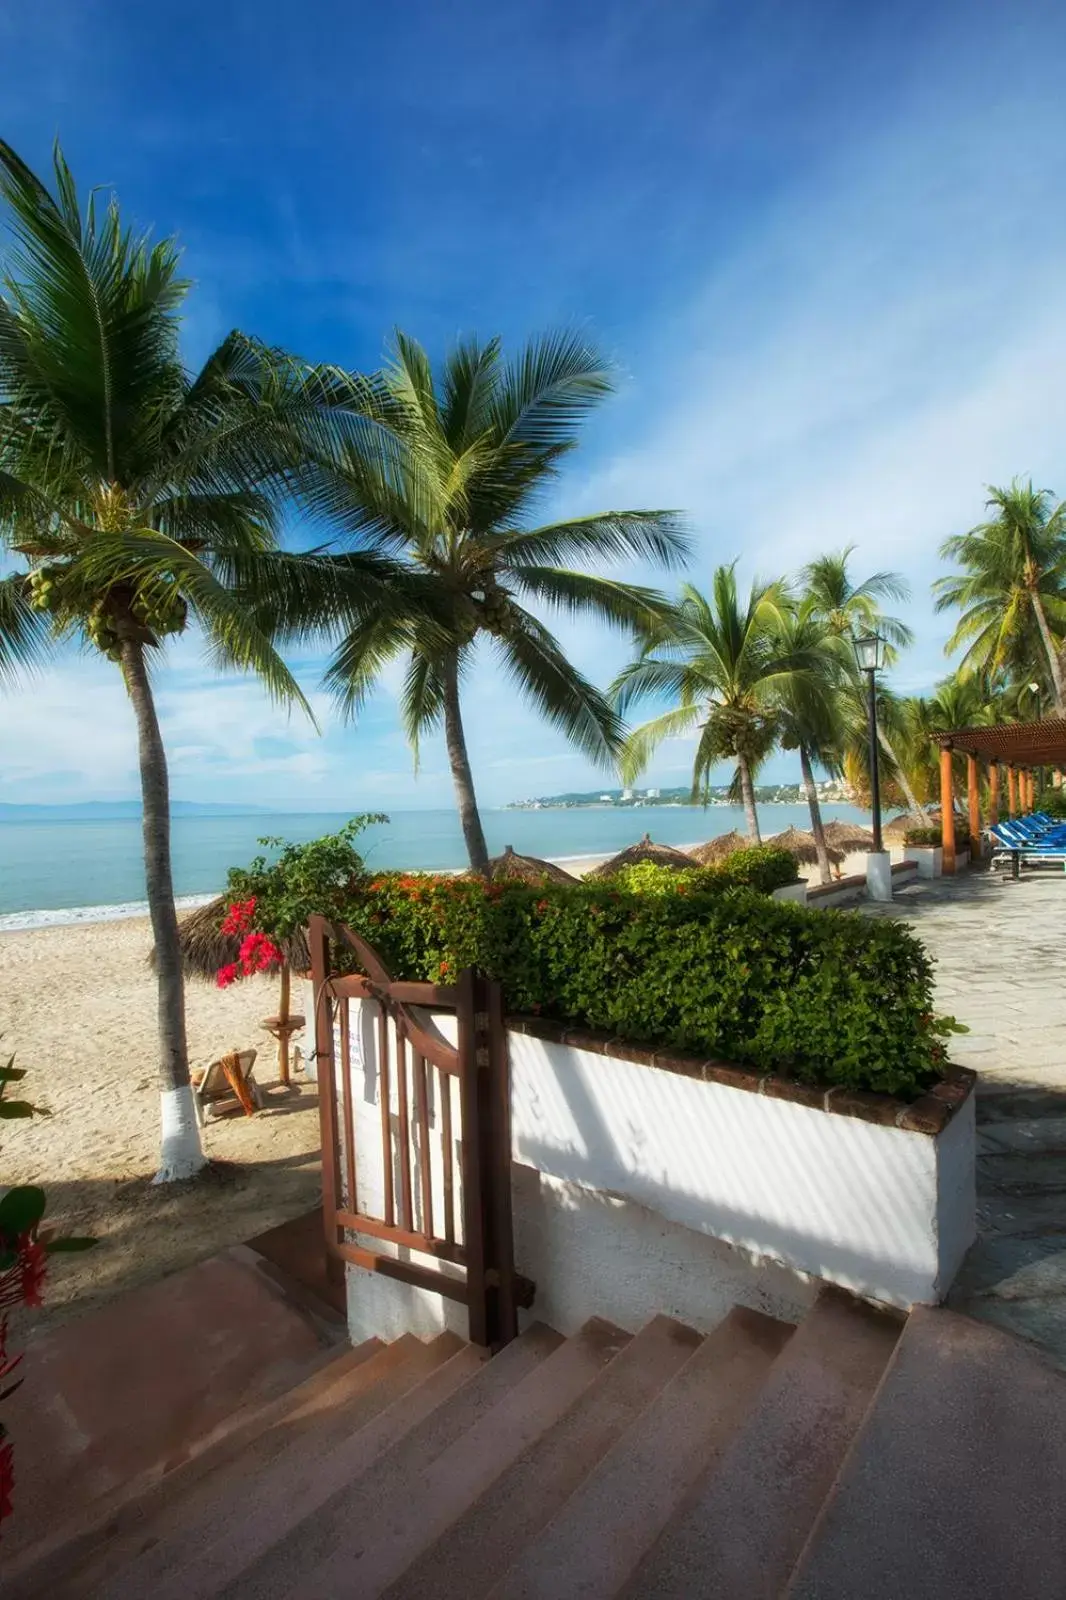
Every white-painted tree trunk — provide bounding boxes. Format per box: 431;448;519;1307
154;1085;207;1183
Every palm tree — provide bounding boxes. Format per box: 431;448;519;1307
934;480;1066;715
769;602;849;884
306;331;687;871
613;566;814;842
894;679;993;808
801;547;927;818
0;143;403;1180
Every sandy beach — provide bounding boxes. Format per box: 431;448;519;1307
0;917;323;1335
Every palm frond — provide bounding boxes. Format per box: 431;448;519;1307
0;569;52;681
497;509;690;570
498;607;624;767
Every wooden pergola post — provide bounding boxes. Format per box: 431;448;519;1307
940;743;956;875
988;762;1000;826
967;754;981;860
1008;765;1018;818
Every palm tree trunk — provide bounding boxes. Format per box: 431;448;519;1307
441;655;490;874
1031;591;1066;716
799;744;832;885
737;754;762;842
118;637;205;1182
877;726;929;820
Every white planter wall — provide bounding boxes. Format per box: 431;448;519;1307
332;995;975;1342
509;1033;974;1312
904;846;943;879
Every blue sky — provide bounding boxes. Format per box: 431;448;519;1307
3;0;1066;807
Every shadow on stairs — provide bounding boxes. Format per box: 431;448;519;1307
6;1286;1066;1598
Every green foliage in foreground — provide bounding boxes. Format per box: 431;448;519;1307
337;874;950;1096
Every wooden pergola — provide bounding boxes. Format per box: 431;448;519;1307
933;719;1066;873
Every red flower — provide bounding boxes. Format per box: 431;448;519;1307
0;1436;14;1524
0;1234;47;1312
438;960;450;976
220;897;257;937
238;932;283;976
216;962;240;989
369;880;384;892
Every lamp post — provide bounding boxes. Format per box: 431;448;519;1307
853;632;886;853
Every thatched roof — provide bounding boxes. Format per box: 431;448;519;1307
822;819;876;852
487;845;577;886
688;830;750;866
769;826;844;866
588;833;699;878
882;812;927;842
160;896;308;982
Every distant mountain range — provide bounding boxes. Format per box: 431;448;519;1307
0;801;275;821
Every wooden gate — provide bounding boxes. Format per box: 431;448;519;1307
307;914;529;1348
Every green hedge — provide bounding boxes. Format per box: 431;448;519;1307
604;845;798;897
903;825;971;848
339;873;950;1096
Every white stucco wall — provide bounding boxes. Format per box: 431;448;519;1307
509;1033;973;1310
327;995;974;1342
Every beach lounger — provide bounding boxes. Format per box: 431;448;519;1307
990;822;1066;876
191;1048;261;1125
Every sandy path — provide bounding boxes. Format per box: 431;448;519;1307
0;918;322;1335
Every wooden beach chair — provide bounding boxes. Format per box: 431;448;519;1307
191;1048;261;1125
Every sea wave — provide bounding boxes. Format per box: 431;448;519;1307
0;893;218;934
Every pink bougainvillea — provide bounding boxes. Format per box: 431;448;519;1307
215;904;283;989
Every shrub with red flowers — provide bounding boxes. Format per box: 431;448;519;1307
217;816;388;984
320;866;955;1098
0;1052;94;1537
215;910;285;988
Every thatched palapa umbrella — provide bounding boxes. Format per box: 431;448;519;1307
487;845;578;885
822;820;876;853
588;833;698;878
688;830;750;866
164;897;308;1085
881;812;926;843
769;826;844;867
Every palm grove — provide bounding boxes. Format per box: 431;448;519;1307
1;146;1061;1181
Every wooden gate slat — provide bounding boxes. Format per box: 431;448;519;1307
308;913;526;1348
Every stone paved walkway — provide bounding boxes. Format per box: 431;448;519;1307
864;868;1066;1366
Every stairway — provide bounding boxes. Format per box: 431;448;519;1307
7;1289;1066;1598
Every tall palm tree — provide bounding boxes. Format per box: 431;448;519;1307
769;602;849;884
305;332;687;871
0;142;403;1180
613;566;814;842
801;547;927;818
934;480;1066;715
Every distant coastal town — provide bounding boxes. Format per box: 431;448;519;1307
505;780;851;811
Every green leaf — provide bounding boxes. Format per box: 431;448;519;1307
0;1100;38;1118
0;1184;46;1233
0;1065;28;1082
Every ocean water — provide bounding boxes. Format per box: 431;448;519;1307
0;803;871;928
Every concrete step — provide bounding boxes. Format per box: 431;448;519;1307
624;1290;901;1599
5;1335;385;1600
488;1307;794;1600
384;1315;702;1600
0;1246;345;1564
54;1333;459;1600
224;1318;630;1600
130;1322;563;1600
786;1305;1066;1598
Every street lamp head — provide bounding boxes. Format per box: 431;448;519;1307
853;631;885;674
